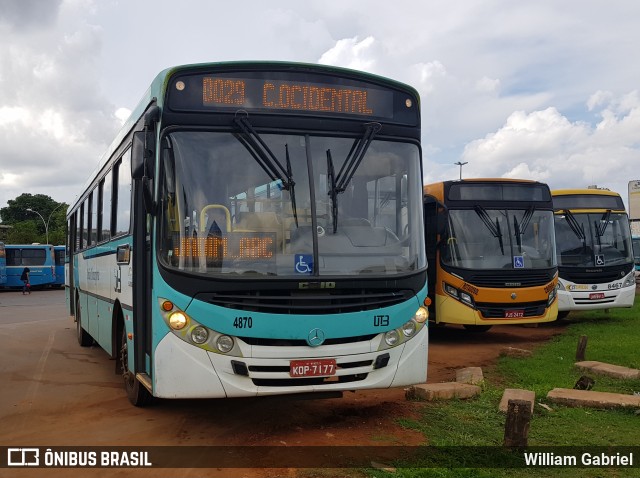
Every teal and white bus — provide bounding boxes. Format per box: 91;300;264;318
66;62;428;406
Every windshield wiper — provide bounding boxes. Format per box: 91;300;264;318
233;114;298;226
326;149;338;233
326;122;381;233
474;206;504;255
562;209;587;251
335;122;381;192
513;206;535;253
596;210;611;237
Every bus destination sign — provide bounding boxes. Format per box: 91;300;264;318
169;72;398;119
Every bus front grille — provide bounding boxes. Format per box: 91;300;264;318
205;289;413;314
561;271;628;284
238;335;377;347
466;272;553;288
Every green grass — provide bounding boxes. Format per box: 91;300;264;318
370;298;640;477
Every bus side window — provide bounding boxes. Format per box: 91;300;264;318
99;172;112;242
114;149;132;236
90;189;98;246
82;199;89;249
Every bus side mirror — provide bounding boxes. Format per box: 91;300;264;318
132;131;156;214
132;131;154;180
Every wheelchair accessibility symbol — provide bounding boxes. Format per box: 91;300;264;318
295;254;313;274
513;256;525;268
595;254;605;266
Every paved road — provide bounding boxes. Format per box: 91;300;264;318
0;288;67;325
0;288;565;477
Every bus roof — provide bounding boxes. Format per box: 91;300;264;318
551;188;621;197
551;188;626;212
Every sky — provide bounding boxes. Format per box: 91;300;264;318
1;0;639;217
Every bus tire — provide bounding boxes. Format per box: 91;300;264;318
76;299;93;347
463;324;493;333
119;327;153;407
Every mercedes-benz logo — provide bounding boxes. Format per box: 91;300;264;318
307;328;325;347
511;293;517;300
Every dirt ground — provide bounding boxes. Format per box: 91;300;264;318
1;290;569;478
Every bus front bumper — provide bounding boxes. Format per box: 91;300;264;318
557;286;636;312
152;326;428;399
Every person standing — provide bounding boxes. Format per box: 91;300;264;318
20;267;30;294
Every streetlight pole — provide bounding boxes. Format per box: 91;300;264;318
27;204;64;245
454;161;468;180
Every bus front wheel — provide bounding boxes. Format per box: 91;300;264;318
119;328;153;407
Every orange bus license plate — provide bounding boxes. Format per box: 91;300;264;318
504;310;525;318
290;359;337;377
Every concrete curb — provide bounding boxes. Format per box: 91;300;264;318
547;388;640;409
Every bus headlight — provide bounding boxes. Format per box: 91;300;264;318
169;311;188;330
384;330;400;346
191;326;209;344
460;291;474;306
216;335;235;353
547;287;557;306
158;297;242;357
413;306;428;323
623;271;636;288
402;320;417;337
444;282;459;298
557;279;565;291
443;282;475;308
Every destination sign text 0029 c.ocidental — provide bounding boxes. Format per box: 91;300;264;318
199;76;393;118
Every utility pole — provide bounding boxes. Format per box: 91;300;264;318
454;161;468;180
26;203;64;245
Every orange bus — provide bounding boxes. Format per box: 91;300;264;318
423;179;558;331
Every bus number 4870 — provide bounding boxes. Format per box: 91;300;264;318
233;317;253;328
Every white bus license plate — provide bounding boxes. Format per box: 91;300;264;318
589;292;605;300
290;359;337;377
504;309;525;318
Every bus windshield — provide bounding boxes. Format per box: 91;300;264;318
555;212;634;267
158;130;425;277
443;208;556;269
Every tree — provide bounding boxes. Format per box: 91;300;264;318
6;221;39;244
0;193;68;245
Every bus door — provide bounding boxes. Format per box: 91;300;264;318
67;213;77;315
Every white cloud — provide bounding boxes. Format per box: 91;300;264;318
457;96;640;202
475;76;501;94
0;0;119;209
115;107;131;125
318;36;378;72
2;0;640;214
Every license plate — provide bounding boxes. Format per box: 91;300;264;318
589;292;605;300
504;309;525;318
290;359;337;377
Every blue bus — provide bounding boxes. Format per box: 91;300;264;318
54;245;65;288
0;242;6;285
4;244;56;289
66;62;428;406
